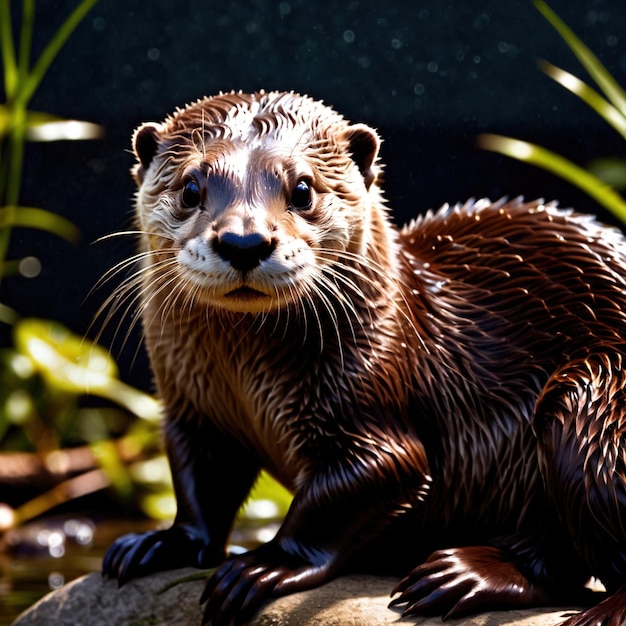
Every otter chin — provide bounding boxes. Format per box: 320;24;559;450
224;286;269;302
103;90;626;626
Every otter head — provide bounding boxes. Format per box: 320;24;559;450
132;91;384;314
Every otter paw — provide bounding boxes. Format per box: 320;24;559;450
102;526;219;585
561;590;626;626
390;546;549;619
200;540;332;626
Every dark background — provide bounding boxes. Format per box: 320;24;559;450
3;0;626;391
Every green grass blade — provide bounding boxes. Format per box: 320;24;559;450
17;0;35;88
479;134;626;223
0;107;58;138
587;157;626;191
0;302;18;324
539;61;626;141
21;0;99;105
0;106;103;140
534;0;626;116
0;1;18;99
1;206;81;242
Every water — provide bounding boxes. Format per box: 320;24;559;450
0;549;102;625
0;516;274;625
0;518;155;625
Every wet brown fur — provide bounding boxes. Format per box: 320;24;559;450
103;91;626;626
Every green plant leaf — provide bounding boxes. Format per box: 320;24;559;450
140;493;177;520
0;206;80;242
539;61;626;141
587;157;626;191
239;471;292;521
533;0;626;116
90;439;133;498
18;0;35;91
25;118;104;142
13;318;162;421
0;105;103;142
0;2;17;99
479;134;626;223
0;302;18;325
14;318;120;394
20;0;99;105
0;106;64;136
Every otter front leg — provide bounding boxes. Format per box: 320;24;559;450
103;415;259;584
201;446;431;626
201;496;348;626
534;350;626;625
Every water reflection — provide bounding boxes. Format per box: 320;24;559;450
0;516;274;625
0;518;144;626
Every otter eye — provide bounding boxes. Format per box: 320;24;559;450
289;179;312;211
181;179;201;208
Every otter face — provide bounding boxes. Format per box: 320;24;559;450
132;92;380;314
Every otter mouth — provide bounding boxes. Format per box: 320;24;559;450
224;286;270;301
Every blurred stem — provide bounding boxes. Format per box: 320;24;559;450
0;0;98;285
0;103;26;279
533;0;626;116
539;60;626;142
98;379;162;422
0;2;17;99
18;0;35;90
21;0;99;105
0;302;18;324
13;468;110;526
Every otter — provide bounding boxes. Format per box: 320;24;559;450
102;91;626;626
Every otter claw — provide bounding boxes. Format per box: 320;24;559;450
200;540;337;625
391;546;551;619
560;590;626;626
103;527;219;585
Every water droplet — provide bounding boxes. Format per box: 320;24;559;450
19;256;41;278
48;572;65;590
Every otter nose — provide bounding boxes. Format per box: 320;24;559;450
213;232;275;272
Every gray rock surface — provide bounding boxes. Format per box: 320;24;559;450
12;568;583;626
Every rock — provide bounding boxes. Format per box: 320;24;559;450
12;569;583;626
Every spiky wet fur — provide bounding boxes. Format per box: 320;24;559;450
102;91;626;626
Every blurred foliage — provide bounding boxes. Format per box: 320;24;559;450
480;0;626;224
0;0;291;533
2;318;164;523
0;0;103;326
1;317;293;526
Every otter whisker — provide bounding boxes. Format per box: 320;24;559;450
93;229;157;244
91;257;175;351
284;279;307;345
309;273;355;365
92;248;180;303
307;277;347;370
136;265;186;339
320;248;426;353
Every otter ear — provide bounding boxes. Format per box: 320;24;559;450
344;123;380;190
133;122;163;168
132;122;163;184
